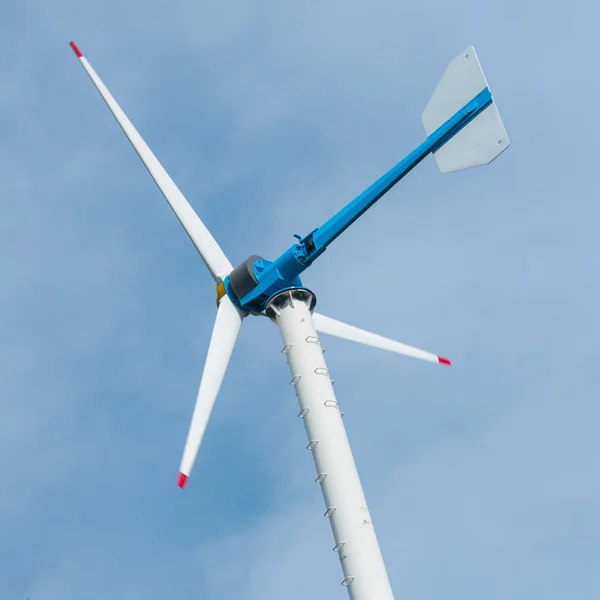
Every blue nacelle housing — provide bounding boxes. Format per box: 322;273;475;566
224;249;307;313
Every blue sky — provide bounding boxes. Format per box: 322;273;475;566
1;1;598;598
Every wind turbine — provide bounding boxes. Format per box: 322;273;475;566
70;41;509;599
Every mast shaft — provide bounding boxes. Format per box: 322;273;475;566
268;290;394;600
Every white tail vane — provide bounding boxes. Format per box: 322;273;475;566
422;46;510;173
178;294;244;488
312;313;451;366
68;42;233;282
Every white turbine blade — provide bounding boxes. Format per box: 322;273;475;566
312;312;451;366
178;294;244;488
69;41;232;282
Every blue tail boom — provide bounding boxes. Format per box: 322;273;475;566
226;47;509;313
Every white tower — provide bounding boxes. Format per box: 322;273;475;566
268;290;394;598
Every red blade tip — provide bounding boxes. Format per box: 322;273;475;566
438;356;451;366
69;41;83;58
177;472;188;488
